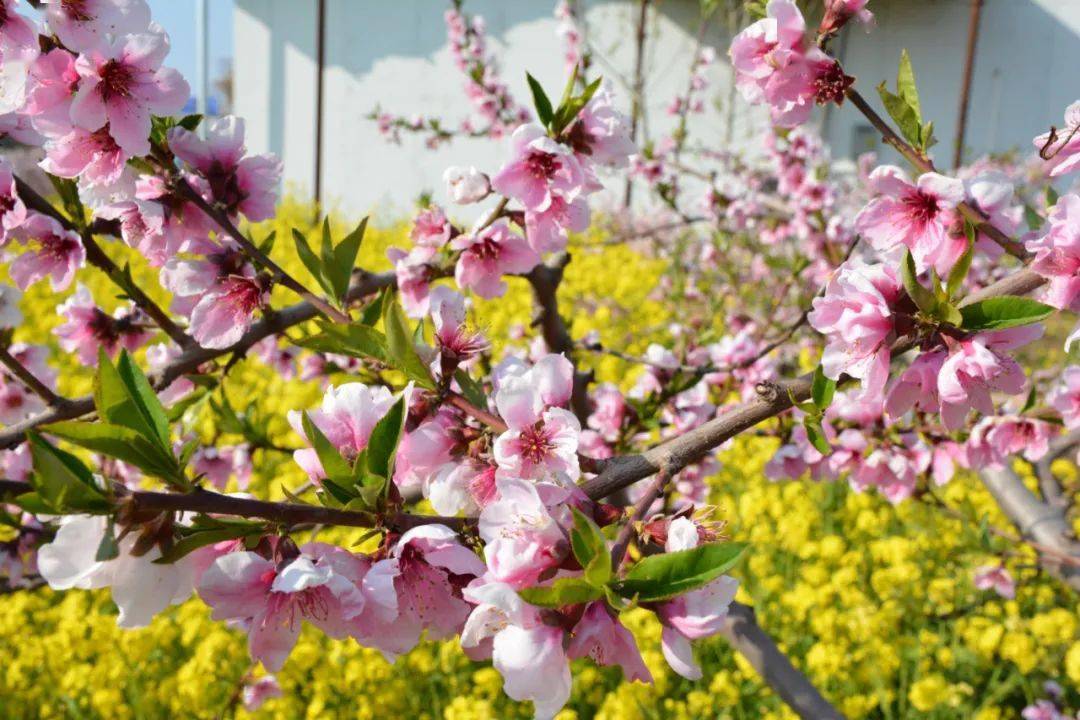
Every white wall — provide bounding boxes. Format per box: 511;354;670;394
234;0;1080;220
822;0;1080;167
233;0;761;220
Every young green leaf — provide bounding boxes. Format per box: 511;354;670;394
294;322;391;364
896;49;921;121
811;365;836;410
519;577;604;608
877;83;923;150
47;421;180;481
154;523;262;564
570;507;612;587
959;296;1055;331
26;432;109;513
366;395;406;480
804;417;831;456
611;542;746;602
453;369;488;409
301;412;353;485
947;236;974;298
382;298;437;390
292;228;333;297
328;217;367;302
95;518;120;561
115;351;171;450
900;251;938;314
526;72;554;128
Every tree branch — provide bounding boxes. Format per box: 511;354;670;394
0;345;65;407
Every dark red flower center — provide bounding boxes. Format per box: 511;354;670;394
525;150;561;180
903;190;941;225
99;59;135;101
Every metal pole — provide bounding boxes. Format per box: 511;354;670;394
953;0;983;169
195;0;208;133
314;0;326;211
623;0;649;208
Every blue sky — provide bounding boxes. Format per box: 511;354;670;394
24;0;234;104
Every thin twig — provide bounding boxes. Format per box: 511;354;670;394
0;345;65;407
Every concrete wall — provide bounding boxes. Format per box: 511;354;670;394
823;0;1080;167
233;0;1080;220
233;0;761;219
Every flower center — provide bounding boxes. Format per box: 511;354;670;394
903;190;941;225
98;60;136;102
525;150;560;180
813;61;855;105
518;423;554;464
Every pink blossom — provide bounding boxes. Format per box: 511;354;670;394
44;0;151;53
188;270;270;349
70;29;189;157
478;477;568;589
1050;365;1080;429
452;221;540;298
0;376;41;425
198;542;371;671
443;165;491;204
655;517;739;680
429;285;487;367
1034;101;1080;178
931;441;968;486
1021;700;1064;720
1025;193;1080;312
963;172;1020;260
850;442;929;504
820;0;874;35
524;191;589;254
54;283;151;365
0;0;37;55
808;260;902;396
966;415;1057;468
0;158;26;241
587;383;625;443
491;123;585;211
855;166;967;275
192;445;252;491
974;564;1016;599
569;83;636;168
168;116;282;221
461;579;572;719
393;408;459;495
885;349;945;418
493;353;581;480
937;326;1041;430
39;514;195;628
568;601;652;684
41;125;129;185
363;525;484;660
288;383;395;482
241;675;282;712
24;48;80;136
8;213;85;291
387;246;436;318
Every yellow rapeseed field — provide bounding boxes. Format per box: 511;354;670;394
0;200;1075;719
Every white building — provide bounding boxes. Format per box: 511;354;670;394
232;0;1080;219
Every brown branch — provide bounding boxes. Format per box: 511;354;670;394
0;345;65;407
843;89;1028;259
610;469;670;568
525;253;593;424
717;603;845;720
0;269;397;450
14;176;196;349
0;478;470;533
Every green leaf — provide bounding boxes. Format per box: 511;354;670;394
453;369;487;409
154;524;261;564
48;421;180;481
877;83;923;150
301;412;353;485
552;76;602;135
519;577;604;608
257;230;277;256
804;417;831;456
900;251;938;314
896;49;921;121
557;64;579;109
292;228;333;298
947;236;975;298
366;395;406;480
115;351;171;450
294;321;391;364
27;432;109;513
811;365;836;410
382;298;436;390
95;518;120;562
1021;385;1037;414
360;289;388;327
611;542;746;602
959;296;1055;331
330;217;367;302
938;302;963;328
526;72;554;128
177;113;203;131
570;507;612;587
